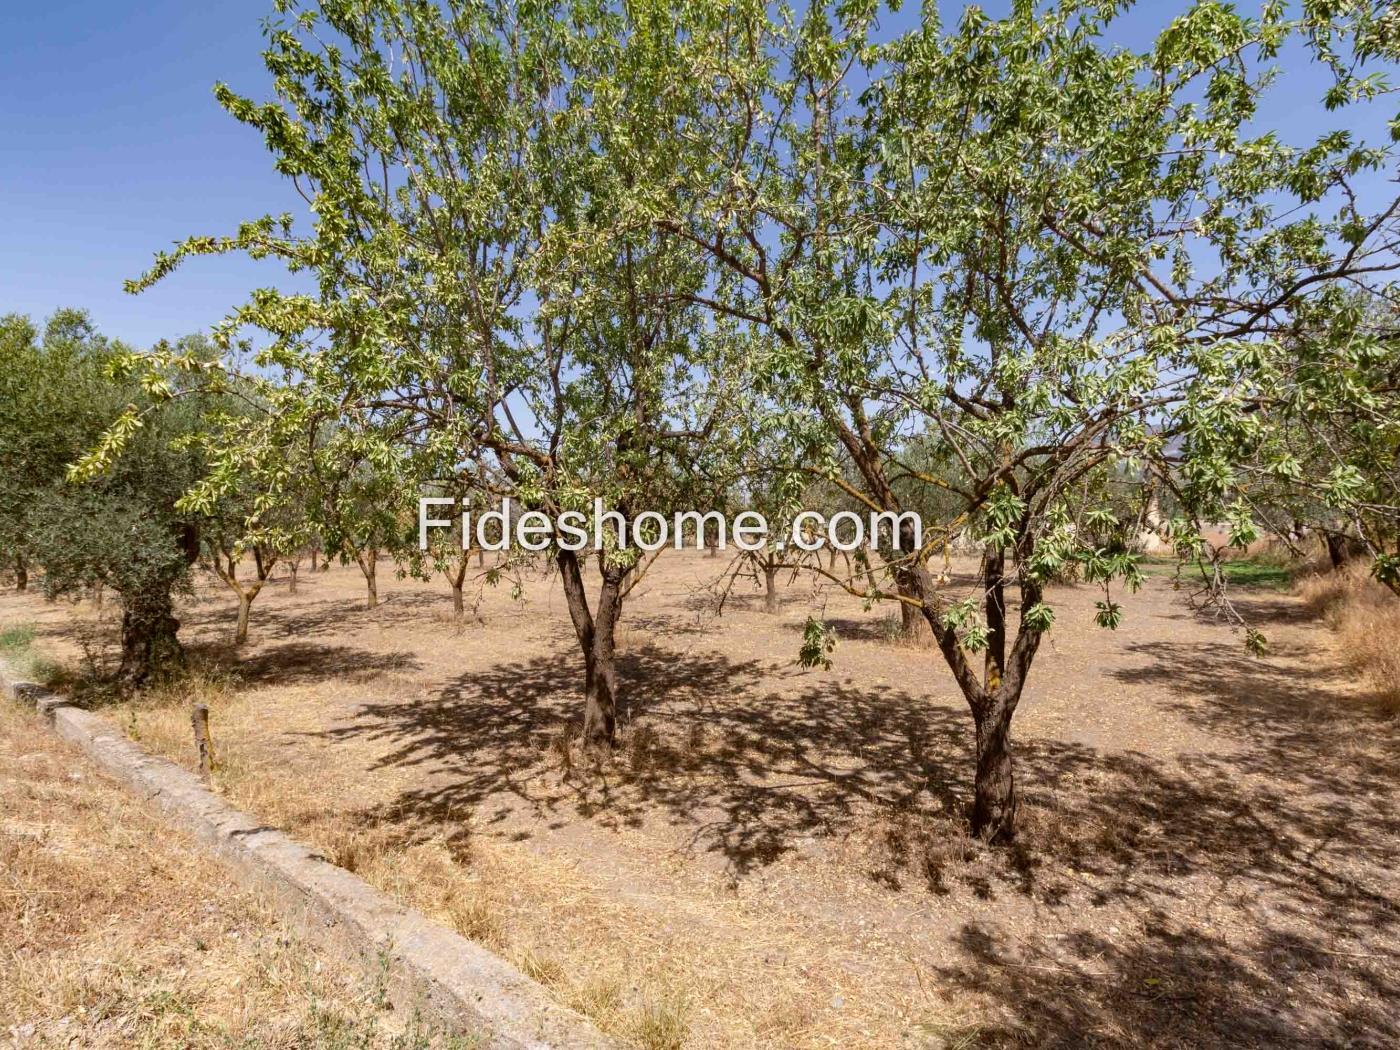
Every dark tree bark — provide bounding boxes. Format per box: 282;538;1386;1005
115;522;201;689
117;591;184;689
972;698;1018;842
557;549;625;752
1325;530;1349;569
14;555;27;592
902;527;1040;844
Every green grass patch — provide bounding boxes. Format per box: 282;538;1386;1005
0;623;36;654
1215;560;1292;589
1139;557;1293;590
0;621;60;684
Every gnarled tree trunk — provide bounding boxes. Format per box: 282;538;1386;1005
971;698;1018;842
117;591;184;689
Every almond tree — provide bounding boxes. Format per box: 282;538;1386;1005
649;0;1399;840
125;0;742;750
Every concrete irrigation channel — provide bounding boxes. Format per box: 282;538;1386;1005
0;663;613;1050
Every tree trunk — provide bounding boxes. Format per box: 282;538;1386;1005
117;592;183;689
1325;531;1350;570
449;553;471;620
899;594;918;636
14;556;27;592
971;700;1018;843
584;568;623;750
310;547;319;572
358;551;378;609
557;549;624;752
763;560;778;613
234;593;251;646
287;561;300;596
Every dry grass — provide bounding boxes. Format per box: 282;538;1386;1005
1296;563;1400;712
103;677;713;1048
90;667;968;1049
0;695;475;1049
12;550;1397;1047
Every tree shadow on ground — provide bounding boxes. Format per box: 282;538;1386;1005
190;639;421;687
931;911;1397;1048
304;600;1398;1048
178;590;456;643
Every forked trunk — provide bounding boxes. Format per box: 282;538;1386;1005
972;701;1018;843
582;568;623;750
911;541;1034;844
557;549;624;752
287;561;300;596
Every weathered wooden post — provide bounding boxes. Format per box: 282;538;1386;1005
190;702;214;780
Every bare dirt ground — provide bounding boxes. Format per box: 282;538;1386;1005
2;550;1397;1049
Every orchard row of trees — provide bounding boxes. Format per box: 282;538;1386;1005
8;0;1400;842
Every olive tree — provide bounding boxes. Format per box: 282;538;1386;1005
19;319;209;687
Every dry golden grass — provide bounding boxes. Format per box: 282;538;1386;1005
1296;563;1400;712
0;694;476;1049
19;550;1394;1047
97;665;961;1049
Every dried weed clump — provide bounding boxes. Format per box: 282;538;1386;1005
1297;563;1400;712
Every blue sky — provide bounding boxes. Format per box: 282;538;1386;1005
1;2;302;347
2;1;1393;348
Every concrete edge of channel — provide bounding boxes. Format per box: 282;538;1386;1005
0;663;614;1050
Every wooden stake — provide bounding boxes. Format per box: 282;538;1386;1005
191;703;214;779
